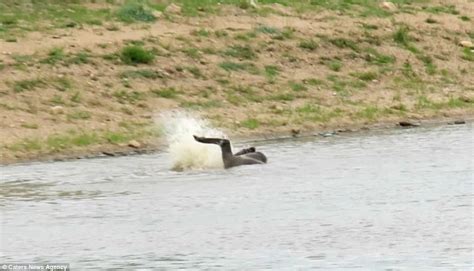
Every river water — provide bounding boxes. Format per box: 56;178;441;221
0;124;473;270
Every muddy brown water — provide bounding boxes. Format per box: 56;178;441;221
0;125;472;270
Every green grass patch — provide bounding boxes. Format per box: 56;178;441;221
327;74;366;96
223;45;257;60
185;66;205;78
120;45;155;65
356;106;380;120
289;81;308;92
41;48;65;65
255;25;280;34
192;28;211;37
7;139;42;152
241;118;259;129
70;91;81;103
299;39;318;51
416;96;473;110
351;71;378;81
269;92;295;102
229;85;263;103
0;2;113;37
418;54;437;75
67;51;91;65
393;25;419;53
182;47;201;59
423;5;459;15
219;61;259;74
67;110;91;121
305;78;325;86
51;77;73;92
461;48;474;62
116;2;156;23
363;47;396;66
264;65;279;81
393;25;411;46
295;103;342;123
12;78;45;93
329;38;359;51
326;59;343;71
50;95;65;105
151;87;178;98
5;126;156;154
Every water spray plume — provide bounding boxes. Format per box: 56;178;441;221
157;111;227;171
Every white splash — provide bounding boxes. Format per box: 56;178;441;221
157;111;227;171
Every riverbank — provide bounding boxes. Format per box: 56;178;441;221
1;116;471;165
1;0;473;165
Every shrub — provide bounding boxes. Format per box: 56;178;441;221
120;46;155;65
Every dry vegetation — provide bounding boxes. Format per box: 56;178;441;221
0;0;473;163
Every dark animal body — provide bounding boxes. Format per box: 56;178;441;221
193;135;267;169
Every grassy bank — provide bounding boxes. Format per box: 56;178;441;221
1;0;473;163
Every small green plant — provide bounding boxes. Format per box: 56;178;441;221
460;15;470;21
364;48;396;66
418;55;436;75
7;139;42;152
192;28;210;37
351;71;378;81
13;79;45;92
299;39;318;51
41;48;65;65
185;66;204;78
70;91;81;103
117;2;156;23
67;110;91;120
241;118;259;129
327;60;343;71
52;77;73;91
289;81;308;92
401;61;417;78
68;51;90;64
424;5;459;15
357;106;379;120
264;65;279;82
224;45;257;60
269;92;295;101
306;78;325;86
219;61;259;74
214;30;228;38
50;95;65;105
120;45;155;64
105;131;131;144
329;38;359;51
296;104;322;114
461;48;474;61
255;25;280;34
393;26;411;46
273;27;294;40
182;48;201;59
152;87;178;98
